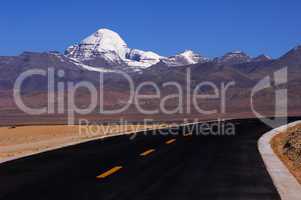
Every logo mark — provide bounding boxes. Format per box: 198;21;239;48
251;67;288;128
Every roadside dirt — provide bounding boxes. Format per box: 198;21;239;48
0;124;167;161
271;124;301;184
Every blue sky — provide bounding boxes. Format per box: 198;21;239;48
1;0;301;58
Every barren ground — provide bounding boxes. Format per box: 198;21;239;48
0;124;168;161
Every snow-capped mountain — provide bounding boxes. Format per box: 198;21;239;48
65;28;162;70
215;51;251;65
161;50;208;67
65;28;210;70
65;29;128;63
64;28;283;71
125;49;162;68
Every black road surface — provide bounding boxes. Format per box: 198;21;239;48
0;118;299;200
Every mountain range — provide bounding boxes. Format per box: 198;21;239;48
1;28;301;123
64;28;210;71
63;28;274;71
0;28;282;78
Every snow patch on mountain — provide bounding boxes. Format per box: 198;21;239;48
161;50;208;67
216;51;251;65
68;57;115;72
125;49;162;68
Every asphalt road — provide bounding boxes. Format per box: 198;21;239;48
0;118;299;200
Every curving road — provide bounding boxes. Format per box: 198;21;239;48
1;118;298;200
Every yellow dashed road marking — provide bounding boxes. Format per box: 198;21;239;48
140;149;155;157
184;132;193;137
96;166;123;179
165;138;176;144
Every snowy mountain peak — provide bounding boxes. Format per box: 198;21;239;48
65;28;128;63
161;50;208;67
82;28;128;54
65;28;164;70
180;50;195;56
217;51;251;65
125;48;162;69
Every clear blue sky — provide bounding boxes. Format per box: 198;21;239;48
1;0;301;58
